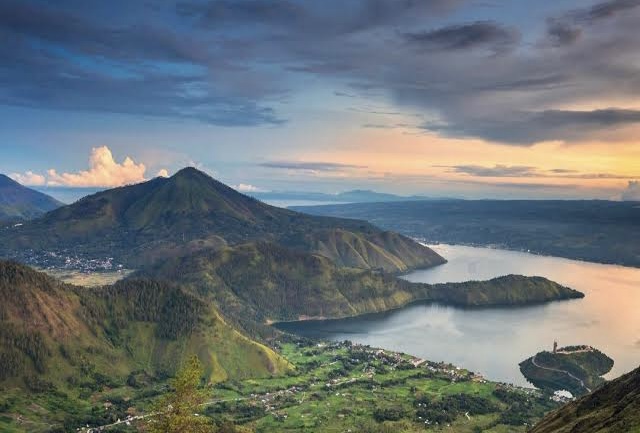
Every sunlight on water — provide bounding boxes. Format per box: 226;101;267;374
281;245;640;387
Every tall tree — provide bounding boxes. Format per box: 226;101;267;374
147;356;213;433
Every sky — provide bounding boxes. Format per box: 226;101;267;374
0;0;639;200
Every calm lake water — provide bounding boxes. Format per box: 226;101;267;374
277;244;640;387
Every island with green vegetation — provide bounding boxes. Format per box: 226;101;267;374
519;345;614;397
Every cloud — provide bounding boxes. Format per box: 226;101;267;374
0;0;284;126
233;183;267;193
546;0;640;46
571;0;640;23
9;171;46;186
157;169;170;178
404;21;519;53
428;109;640;145
444;164;637;180
260;161;367;172
447;165;537;177
621;181;640;201
46;146;147;187
3;0;640;145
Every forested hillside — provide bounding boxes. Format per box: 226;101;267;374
0;261;288;391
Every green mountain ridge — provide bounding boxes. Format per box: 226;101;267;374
0;168;445;273
0;260;289;391
531;364;640;433
0;174;62;222
149;242;584;338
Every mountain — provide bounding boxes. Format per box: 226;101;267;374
150;243;584;337
0;260;288;390
0;167;445;272
531;365;640;433
291;200;640;268
250;189;453;205
0;174;62;222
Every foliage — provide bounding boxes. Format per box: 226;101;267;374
147;356;213;433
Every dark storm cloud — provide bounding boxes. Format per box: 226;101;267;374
0;0;283;126
546;0;640;46
260;161;367;171
546;20;582;46
2;0;640;143
429;109;640;145
178;0;462;34
404;21;518;52
574;0;640;22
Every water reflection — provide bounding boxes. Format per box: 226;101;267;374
278;245;640;387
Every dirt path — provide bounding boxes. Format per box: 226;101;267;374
531;354;591;393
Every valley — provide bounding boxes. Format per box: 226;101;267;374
0;169;637;433
0;340;561;433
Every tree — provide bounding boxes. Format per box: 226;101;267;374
146;356;213;433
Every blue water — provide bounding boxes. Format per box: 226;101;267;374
278;244;640;387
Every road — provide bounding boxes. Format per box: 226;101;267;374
80;397;249;432
531;355;591;393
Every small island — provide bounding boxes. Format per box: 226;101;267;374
519;344;614;397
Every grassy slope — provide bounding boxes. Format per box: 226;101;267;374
0;261;288;391
531;365;640;433
0;174;62;221
0;168;445;273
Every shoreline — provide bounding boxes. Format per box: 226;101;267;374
418;241;640;271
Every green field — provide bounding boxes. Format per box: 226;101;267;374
40;268;134;287
0;340;560;432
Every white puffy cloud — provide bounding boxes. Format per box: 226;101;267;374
156;169;169;178
46;146;147;187
9;171;46;186
620;181;640;201
233;183;267;193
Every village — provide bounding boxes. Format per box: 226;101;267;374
77;340;555;432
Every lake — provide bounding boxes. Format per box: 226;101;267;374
277;244;640;387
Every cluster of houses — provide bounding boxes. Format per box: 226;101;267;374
18;249;123;272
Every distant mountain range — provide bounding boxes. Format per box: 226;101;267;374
0;174;62;222
251;189;454;205
293;200;640;268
